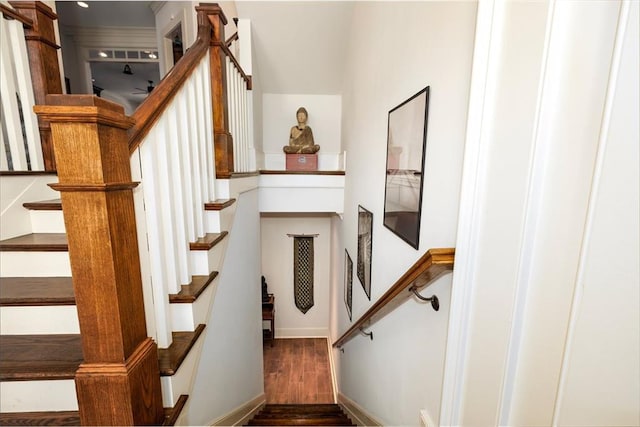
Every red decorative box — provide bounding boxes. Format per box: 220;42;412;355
286;154;318;171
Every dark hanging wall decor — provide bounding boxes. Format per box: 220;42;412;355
357;205;373;300
292;235;316;314
344;249;353;321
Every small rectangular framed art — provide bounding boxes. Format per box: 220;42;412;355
344;249;353;321
357;205;373;300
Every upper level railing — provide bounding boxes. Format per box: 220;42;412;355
1;1;62;172
333;248;455;349
1;3;42;171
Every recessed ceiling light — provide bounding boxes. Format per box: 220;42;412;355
77;2;89;8
98;51;108;58
148;53;157;59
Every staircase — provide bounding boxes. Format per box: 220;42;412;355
0;193;234;424
246;404;356;426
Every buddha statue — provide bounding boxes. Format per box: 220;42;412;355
283;107;320;154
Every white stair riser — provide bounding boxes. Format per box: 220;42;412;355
0;306;79;335
205;205;236;234
29;211;65;233
190;240;227;276
214;179;230;199
0;252;71;277
160;332;205;407
170;278;218;331
0;380;78;412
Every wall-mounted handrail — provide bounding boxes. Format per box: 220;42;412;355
332;248;454;349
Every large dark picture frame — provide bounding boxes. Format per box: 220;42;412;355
383;86;430;249
344;249;353;321
357;205;373;300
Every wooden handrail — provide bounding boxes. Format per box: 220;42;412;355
128;9;211;153
225;31;238;47
1;3;33;27
128;4;251;152
332;248;455;349
216;41;252;90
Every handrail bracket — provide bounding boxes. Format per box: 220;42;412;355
410;285;440;311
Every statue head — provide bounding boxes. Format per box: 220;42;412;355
296;107;308;124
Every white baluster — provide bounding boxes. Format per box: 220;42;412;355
165;103;191;285
186;71;205;237
195;63;212;209
237;71;245;172
130;149;157;342
236;69;243;171
176;80;197;243
155;118;180;294
139;128;173;348
202;52;216;197
241;78;248;172
0;17;28;170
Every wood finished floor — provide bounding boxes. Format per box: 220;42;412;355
263;338;334;404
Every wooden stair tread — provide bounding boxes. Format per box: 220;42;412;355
247;418;355;426
247;405;355;426
22;199;62;210
0;326;205;380
0;334;82;381
158;324;206;376
259;404;342;411
204;198;236;211
169;272;218;303
0;233;67;252
0;277;74;306
189;232;228;250
0;410;80;426
0;395;188;426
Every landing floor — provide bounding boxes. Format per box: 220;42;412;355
263;338;334;404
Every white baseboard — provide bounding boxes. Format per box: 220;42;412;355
209;393;265;426
276;327;330;338
338;393;383;427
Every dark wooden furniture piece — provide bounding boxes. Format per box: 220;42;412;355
262;294;275;346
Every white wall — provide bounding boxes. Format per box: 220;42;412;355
441;1;639;426
186;189;264;425
262;94;342;169
261;215;332;337
337;2;477;425
0;176;59;240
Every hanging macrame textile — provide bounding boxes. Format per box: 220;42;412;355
293;236;314;314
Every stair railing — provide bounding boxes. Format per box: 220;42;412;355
333;248;455;349
32;3;253;423
128;5;218;350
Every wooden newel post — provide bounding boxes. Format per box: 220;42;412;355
197;4;234;178
34;95;164;426
10;1;63;171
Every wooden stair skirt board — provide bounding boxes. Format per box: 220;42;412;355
0;395;189;426
246;404;356;426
